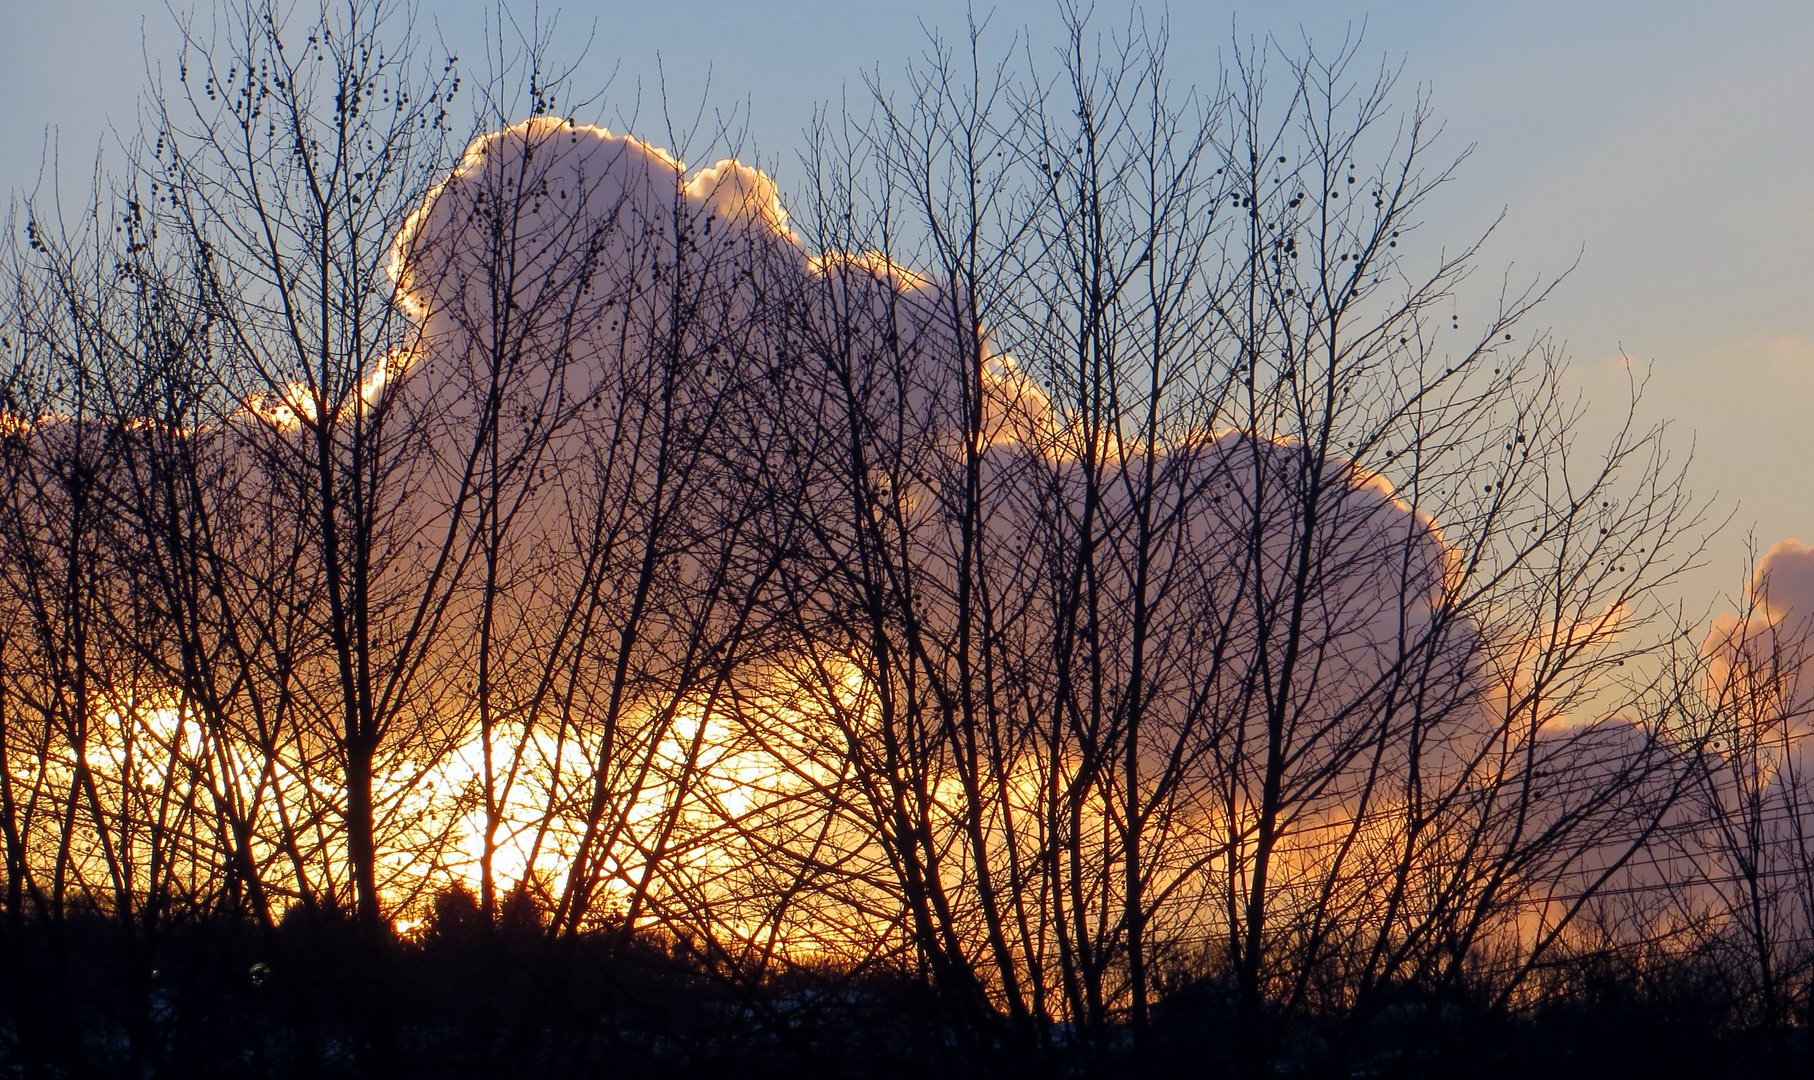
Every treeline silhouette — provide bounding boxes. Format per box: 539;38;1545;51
0;887;1800;1079
0;2;1808;1077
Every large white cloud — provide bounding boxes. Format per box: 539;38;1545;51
3;116;1709;947
374;118;1516;925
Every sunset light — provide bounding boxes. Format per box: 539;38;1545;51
1;1;1810;1077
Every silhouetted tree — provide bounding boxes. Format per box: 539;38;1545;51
0;3;1784;1079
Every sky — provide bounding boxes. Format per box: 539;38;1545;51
1;0;1810;614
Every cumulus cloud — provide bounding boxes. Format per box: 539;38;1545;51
0;115;1659;930
1701;539;1814;740
387;119;1055;455
1599;539;1814;947
389;117;798;327
385;118;800;421
1749;538;1814;627
1491;541;1814;947
367;116;1516;913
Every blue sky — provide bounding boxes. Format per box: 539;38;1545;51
3;0;1810;611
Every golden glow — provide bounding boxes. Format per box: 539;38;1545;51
805;249;936;293
3;113;1686;994
683;157;799;245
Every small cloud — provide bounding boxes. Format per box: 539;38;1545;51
1702;332;1814;370
1751;538;1814;625
1598;332;1814;373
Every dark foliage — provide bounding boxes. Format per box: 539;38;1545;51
0;889;1807;1079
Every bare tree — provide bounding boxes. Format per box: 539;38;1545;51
122;0;472;932
0;2;1762;1077
763;9;1711;1073
1675;546;1814;1030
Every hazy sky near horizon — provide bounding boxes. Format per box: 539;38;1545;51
1;0;1810;613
